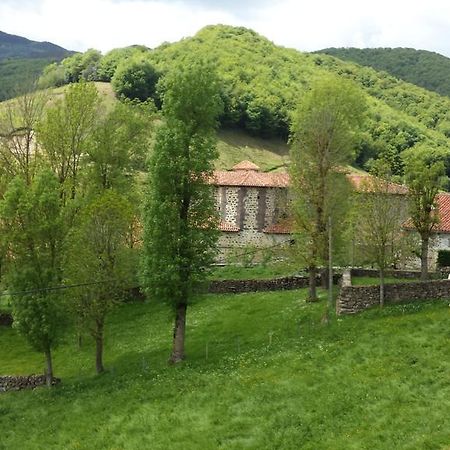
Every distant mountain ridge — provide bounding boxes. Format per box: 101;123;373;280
0;30;73;101
0;30;72;60
316;47;450;97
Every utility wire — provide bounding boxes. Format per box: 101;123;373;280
0;279;138;298
0;242;293;298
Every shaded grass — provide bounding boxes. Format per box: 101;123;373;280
216;129;289;171
210;261;299;280
1;289;450;449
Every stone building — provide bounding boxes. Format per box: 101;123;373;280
210;161;292;261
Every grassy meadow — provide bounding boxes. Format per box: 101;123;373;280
1;285;450;449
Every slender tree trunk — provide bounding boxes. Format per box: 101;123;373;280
379;269;385;308
308;265;318;302
421;235;429;281
169;302;187;364
320;267;328;288
44;347;53;387
95;319;104;374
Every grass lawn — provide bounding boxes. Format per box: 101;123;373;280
1;289;450;449
210;261;299;280
351;276;418;286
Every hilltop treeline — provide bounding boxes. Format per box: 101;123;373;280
31;25;450;174
318;47;450;98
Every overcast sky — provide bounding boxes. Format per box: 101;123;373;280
1;0;450;57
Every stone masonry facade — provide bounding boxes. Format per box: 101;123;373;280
211;161;292;262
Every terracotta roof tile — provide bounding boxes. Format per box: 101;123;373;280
347;174;408;194
263;218;294;234
404;193;450;233
219;220;240;232
232;160;260;171
430;193;450;233
212;161;407;192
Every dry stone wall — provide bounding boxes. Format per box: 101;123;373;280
350;268;441;279
0;375;60;392
337;279;450;314
209;274;341;294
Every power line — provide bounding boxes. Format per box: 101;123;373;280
221;239;293;261
0;279;138;298
0;243;293;298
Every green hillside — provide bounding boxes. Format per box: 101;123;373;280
43;25;450;176
0;57;60;101
1;288;449;449
317;47;450;97
0;30;72;101
0;30;70;60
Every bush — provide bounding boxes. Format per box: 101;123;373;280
112;58;160;102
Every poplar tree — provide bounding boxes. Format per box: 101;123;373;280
290;76;366;301
37;81;100;203
65;192;135;373
356;163;409;306
0;170;66;386
142;59;222;363
403;147;448;279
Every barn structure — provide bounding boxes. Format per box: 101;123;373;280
210;161;292;261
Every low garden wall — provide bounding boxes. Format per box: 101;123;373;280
337;279;450;315
0;375;60;392
349;268;441;279
208;274;341;294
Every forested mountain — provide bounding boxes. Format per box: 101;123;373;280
11;25;450;176
0;30;70;60
317;47;450;98
0;30;72;101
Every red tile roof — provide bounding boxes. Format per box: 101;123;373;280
263;218;294;234
433;193;450;233
346;174;408;195
219;220;240;232
212;161;289;188
232;160;260;171
403;193;450;233
211;161;406;192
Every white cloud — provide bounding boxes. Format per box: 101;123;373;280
0;0;235;52
1;0;450;56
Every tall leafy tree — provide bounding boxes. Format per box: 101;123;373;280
112;57;160;103
356;163;410;306
0;170;66;386
83;99;154;193
142;58;222;363
37;81;100;202
64;192;135;373
403;146;448;279
0;88;47;185
290;76;366;301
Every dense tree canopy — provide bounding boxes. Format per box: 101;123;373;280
142;58;222;363
290;76;366;301
37;25;450;175
318;47;450;98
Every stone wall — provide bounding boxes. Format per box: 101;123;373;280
0;375;60;392
217;231;291;263
337;279;450;315
209;274;341;294
349;268;442;279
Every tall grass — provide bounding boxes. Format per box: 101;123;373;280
1;289;449;449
